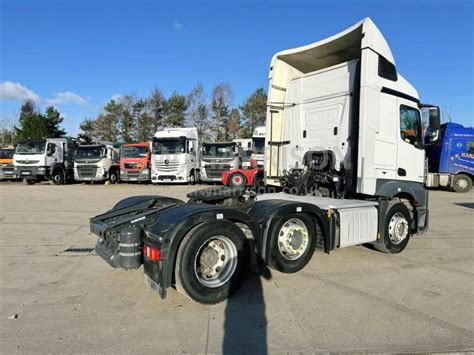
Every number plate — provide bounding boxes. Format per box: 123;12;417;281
22;171;31;175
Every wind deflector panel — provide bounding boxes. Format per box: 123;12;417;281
277;26;363;74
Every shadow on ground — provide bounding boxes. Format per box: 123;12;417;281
223;268;271;354
454;202;474;209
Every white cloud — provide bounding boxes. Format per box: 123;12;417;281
0;81;87;107
173;22;184;31
0;81;40;102
45;91;88;106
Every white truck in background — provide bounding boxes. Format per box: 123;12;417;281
74;142;120;183
200;142;242;183
233;138;252;168
151;128;199;184
13;138;76;185
251;126;266;168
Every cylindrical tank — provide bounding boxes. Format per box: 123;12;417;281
119;226;143;269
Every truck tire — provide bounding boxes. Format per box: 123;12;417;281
109;170;119;184
23;178;35;185
188;171;196;185
228;172;246;188
175;221;249;304
451;174;472;193
51;169;64;185
268;213;318;273
374;202;412;254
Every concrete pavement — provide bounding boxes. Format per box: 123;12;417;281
1;182;473;353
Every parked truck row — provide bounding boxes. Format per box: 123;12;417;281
3;126;267;185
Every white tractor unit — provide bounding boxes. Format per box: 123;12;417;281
90;18;440;304
150;128;200;184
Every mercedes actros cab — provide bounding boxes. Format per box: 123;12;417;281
90;18;440;305
119;142;151;183
74;142;120;183
13;138;76;185
150;128;199;184
200;142;241;183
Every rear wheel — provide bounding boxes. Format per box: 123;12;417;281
51;169;64;185
374;202;412;254
175;221;249;304
228;172;246;188
269;213;318;273
451;174;472;193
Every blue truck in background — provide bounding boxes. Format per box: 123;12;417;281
426;122;474;192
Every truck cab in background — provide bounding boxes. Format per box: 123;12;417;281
425;122;473;192
251;126;266;168
119;142;151;183
0;145;17;180
151;128;199;184
233;138;252;168
13;138;76;185
200;142;241;183
74;143;120;183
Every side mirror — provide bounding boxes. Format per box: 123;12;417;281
422;105;441;144
189;141;194;153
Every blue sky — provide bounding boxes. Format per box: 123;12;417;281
1;0;473;135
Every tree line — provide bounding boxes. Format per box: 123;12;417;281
0;83;267;145
80;83;267;143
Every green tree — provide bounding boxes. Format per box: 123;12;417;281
79;119;97;141
164;91;188;127
240;88;267;137
119;95;136;143
134;99;154;142
44;106;66;137
14;101;65;140
149;86;166;131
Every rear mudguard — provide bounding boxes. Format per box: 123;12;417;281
144;203;262;294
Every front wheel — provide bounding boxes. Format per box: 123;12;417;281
451;174;472;193
23;178;35;185
109;170;119;184
268;213;318;273
188;171;196;185
175;221;249;304
51;169;64;185
374;202;412;254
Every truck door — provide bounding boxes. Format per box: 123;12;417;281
447;137;474;175
396;101;425;184
45;142;63;167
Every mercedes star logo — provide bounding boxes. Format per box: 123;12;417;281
164;159;169;165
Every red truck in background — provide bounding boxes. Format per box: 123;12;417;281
119;142;151;183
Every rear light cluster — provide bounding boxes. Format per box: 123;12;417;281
143;245;161;261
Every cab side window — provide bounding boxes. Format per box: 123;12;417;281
400;105;422;147
467;141;474;154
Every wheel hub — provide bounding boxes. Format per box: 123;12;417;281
388;212;409;244
277;218;309;260
195;237;237;288
456;178;468;189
